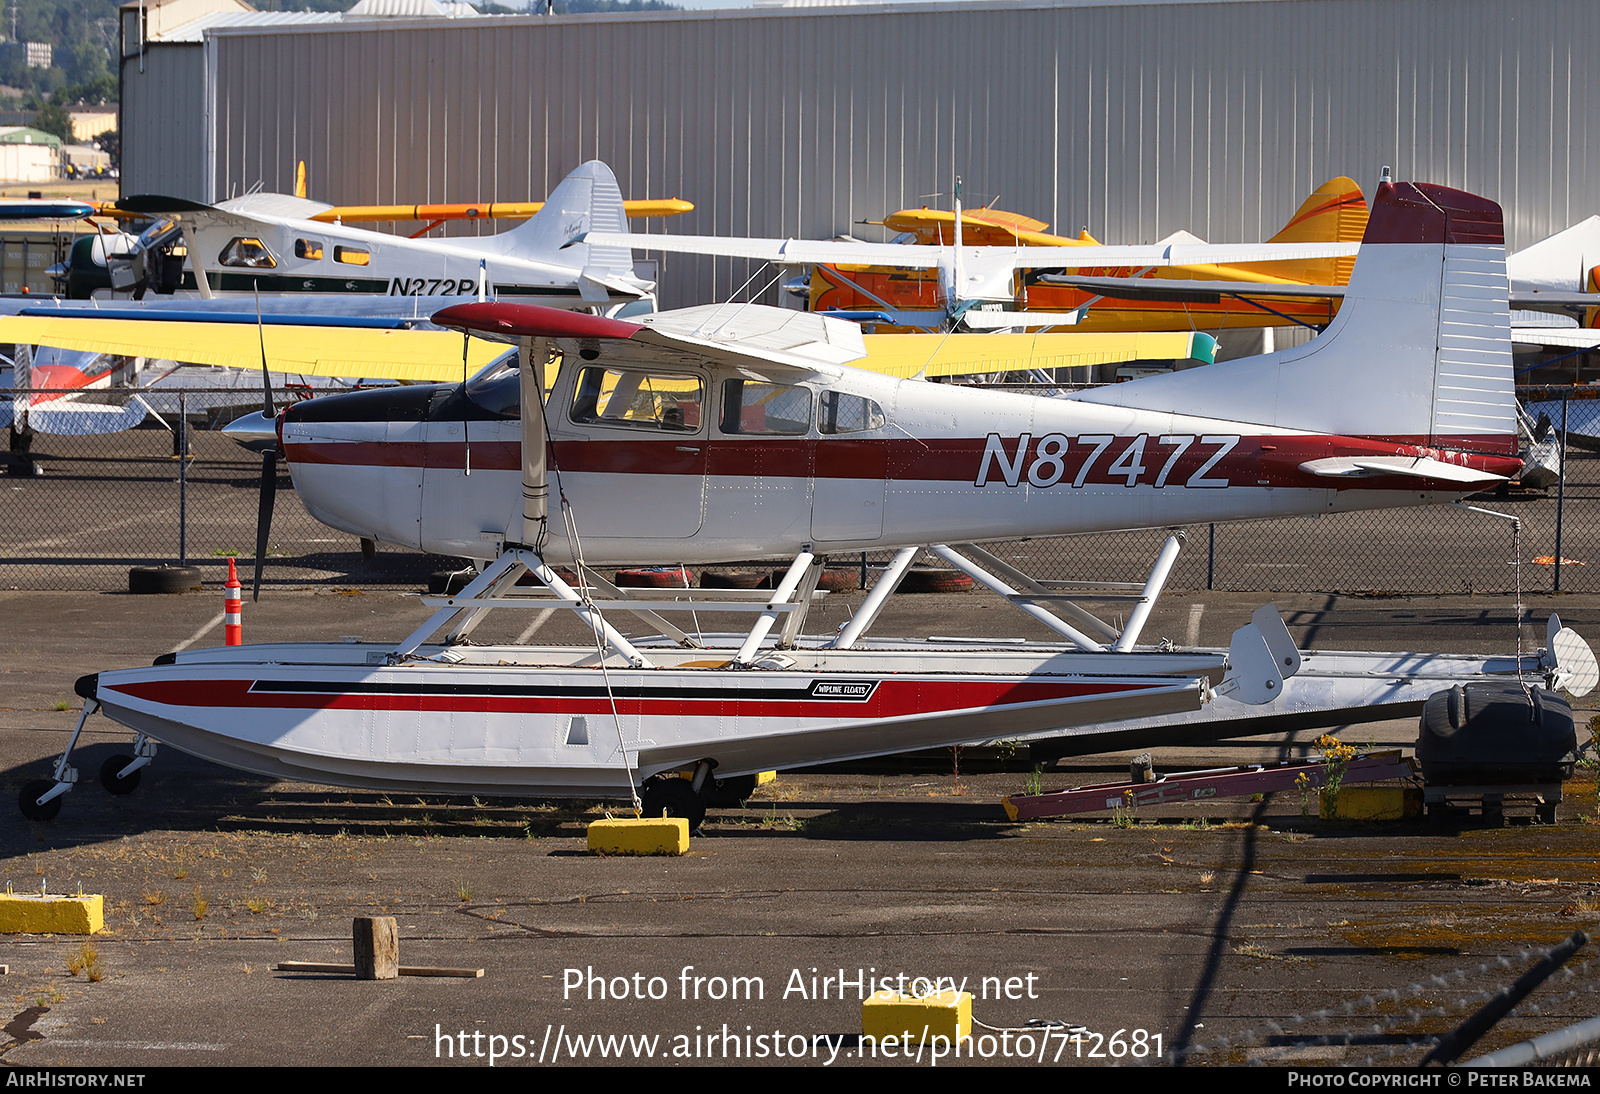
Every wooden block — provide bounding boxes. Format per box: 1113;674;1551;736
587;816;689;855
276;961;484;979
353;916;399;980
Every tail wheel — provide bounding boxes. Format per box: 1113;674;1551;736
639;776;706;829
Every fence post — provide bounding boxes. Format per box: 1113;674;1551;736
178;392;187;567
1555;395;1568;594
1206;523;1215;591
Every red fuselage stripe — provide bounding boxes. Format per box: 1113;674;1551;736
282;432;1521;490
109;677;1161;717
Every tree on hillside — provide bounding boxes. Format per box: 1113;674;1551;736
32;99;70;142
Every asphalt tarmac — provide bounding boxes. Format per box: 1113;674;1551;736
2;585;1600;1069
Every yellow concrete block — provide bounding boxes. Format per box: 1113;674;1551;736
1326;787;1421;821
587;817;689;856
862;989;972;1045
0;893;104;934
754;771;777;786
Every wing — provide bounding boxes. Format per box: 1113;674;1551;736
433;300;861;382
0;312;505;382
430;300;1215;383
857;331;1217;378
580;230;1361;271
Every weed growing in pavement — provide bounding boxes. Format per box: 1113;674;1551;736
1111;790;1137;829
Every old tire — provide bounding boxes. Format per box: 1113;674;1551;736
616;567;694;589
639;776;706;829
428;569;476;595
700;568;769;590
18;779;61;821
100;754;142;796
817;568;862;593
128;565;202;595
895;566;974;594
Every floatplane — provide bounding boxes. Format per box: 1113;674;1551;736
56;161;683;306
24;177;1597;825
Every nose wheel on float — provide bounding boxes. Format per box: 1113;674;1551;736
17;694;160;821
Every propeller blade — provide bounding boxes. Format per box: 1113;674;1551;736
254;282;276;419
253;449;277;602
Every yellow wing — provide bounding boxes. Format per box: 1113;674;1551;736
858;331;1216;379
0;315;506;382
0;315;1214;386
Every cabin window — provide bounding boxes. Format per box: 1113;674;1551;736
294;239;324;260
570;367;702;432
217;237;277;268
818;391;886;434
720;379;811;436
333;245;371;266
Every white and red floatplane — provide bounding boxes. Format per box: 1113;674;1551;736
24;177;1596;824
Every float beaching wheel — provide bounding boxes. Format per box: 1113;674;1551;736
639;776;706;829
100;754;142;795
18;779;61;821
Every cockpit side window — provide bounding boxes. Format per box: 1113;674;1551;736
818;390;887;434
570;367;702;432
720;379;812;435
218;237;277;268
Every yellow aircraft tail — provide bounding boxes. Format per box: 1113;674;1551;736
1230;177;1369;285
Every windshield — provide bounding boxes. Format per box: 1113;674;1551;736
462;350;522;417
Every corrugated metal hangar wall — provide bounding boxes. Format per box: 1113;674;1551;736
133;0;1599;309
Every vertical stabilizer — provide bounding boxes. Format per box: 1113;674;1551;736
1073;180;1516;457
1228;177;1370;285
493;161;637;285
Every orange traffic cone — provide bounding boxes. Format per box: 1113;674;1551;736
224;558;243;646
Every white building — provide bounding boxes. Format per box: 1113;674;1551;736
120;0;1600;309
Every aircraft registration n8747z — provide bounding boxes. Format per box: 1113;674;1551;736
49;178;1591;825
281;178;1520;565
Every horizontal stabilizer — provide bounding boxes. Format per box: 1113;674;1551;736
1299;456;1508;484
1042;274;1347;303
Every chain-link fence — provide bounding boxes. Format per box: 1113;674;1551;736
2;385;1595;594
1;387;461;591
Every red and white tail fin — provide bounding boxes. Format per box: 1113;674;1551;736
1074;179;1517;458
